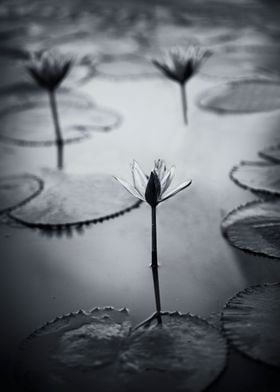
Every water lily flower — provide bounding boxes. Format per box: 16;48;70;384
115;159;192;207
152;45;211;124
26;49;73;170
26;49;73;91
115;159;192;325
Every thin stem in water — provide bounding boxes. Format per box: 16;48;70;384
49;90;64;170
151;206;162;325
180;83;187;125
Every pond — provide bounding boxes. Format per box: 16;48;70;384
1;0;280;391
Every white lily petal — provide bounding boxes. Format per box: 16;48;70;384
114;176;145;201
131;162;146;198
133;160;148;188
160;179;192;202
154;159;167;181
161;165;175;195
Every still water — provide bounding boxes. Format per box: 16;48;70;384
1;0;280;390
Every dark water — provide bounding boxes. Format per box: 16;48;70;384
1;0;280;390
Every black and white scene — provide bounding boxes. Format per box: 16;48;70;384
0;0;280;391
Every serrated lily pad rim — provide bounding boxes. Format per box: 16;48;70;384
197;79;280;114
9;173;142;230
0;173;44;214
221;282;280;368
221;198;280;260
259;145;280;163
230;160;280;196
17;308;228;392
22;306;131;346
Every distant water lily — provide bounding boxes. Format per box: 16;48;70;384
153;45;211;124
27;50;73;92
115;159;192;324
26;50;73;169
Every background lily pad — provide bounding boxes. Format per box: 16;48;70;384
259;145;280;163
199;44;280;80
16;308;227;392
222;199;280;259
0;86;121;146
198;80;280;113
230;161;280;195
222;283;280;368
96;58;158;80
10;171;141;228
0;174;43;214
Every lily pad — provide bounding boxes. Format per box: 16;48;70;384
0;174;43;214
222;283;280;368
198;80;280;113
0;86;120;146
0;84;93;116
120;312;227;392
96;59;158;80
16;308;227;392
259;145;280;163
199;52;257;80
10;171;141;228
222;199;280;259
230;161;280;195
199;45;280;80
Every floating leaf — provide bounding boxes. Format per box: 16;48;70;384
0;174;43;214
16;307;131;392
96;59;159;80
199;45;280;80
16;309;227;392
10;171;141;229
199;52;256;80
120;312;227;392
198;80;280;113
0;86;120;146
0;84;93;114
230;161;280;195
222;283;280;368
259;145;280;164
222;199;280;259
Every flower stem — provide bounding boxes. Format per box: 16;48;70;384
49;90;64;170
180;83;188;125
151;206;162;325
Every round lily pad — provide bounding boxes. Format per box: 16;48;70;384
96;59;158;80
0;86;120;146
198;80;280;113
222;199;280;259
230;161;280;195
222;283;280;368
10;171;141;228
199;52;256;80
0;174;43;214
199;45;280;80
15;307;131;392
120;312;227;392
259;145;280;163
15;309;227;392
0;84;93;117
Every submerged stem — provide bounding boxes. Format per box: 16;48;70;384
49;90;64;170
180;83;187;125
151;206;162;325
